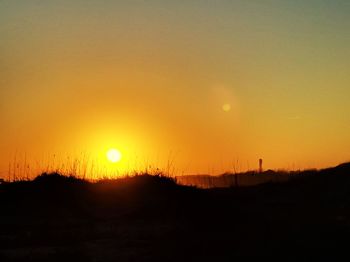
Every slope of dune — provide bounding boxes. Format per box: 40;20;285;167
1;164;350;261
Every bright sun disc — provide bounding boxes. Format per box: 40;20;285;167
107;149;122;163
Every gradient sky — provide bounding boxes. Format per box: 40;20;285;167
1;0;350;178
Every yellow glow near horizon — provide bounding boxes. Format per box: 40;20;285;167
106;149;122;163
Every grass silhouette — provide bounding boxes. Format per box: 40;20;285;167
1;163;350;261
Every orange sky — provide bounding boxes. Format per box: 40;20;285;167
1;1;350;178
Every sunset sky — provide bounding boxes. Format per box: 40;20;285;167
1;0;350;178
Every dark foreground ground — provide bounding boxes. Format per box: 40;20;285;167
1;163;350;261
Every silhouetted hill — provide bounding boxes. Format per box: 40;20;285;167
1;165;350;261
33;172;86;185
327;161;350;173
176;162;350;188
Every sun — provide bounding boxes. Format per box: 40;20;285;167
106;148;122;163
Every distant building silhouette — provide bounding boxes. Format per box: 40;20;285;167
259;159;263;173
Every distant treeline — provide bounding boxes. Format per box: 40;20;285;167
175;168;333;188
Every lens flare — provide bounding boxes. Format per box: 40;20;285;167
222;103;231;112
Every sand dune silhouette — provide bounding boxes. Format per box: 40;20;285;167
1;163;350;261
